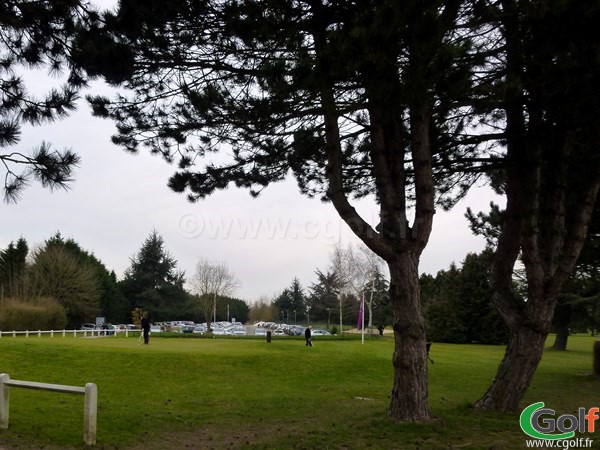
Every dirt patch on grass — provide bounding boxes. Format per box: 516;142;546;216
124;425;308;450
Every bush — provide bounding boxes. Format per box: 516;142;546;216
0;297;67;331
330;325;338;335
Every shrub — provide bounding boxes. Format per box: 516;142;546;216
0;297;67;331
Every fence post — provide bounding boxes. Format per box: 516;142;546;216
83;383;97;445
0;373;9;429
594;341;600;376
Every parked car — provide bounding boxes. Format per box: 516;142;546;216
230;326;247;336
80;323;97;330
254;328;267;336
311;329;331;336
193;325;206;334
150;325;162;333
287;326;304;336
212;328;227;335
100;324;115;335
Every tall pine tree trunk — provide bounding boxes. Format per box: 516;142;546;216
552;326;569;351
388;252;429;420
551;299;572;351
475;320;548;411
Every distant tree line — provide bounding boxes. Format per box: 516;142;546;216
0;230;249;330
4;228;593;345
0;233;126;330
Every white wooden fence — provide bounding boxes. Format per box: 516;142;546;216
0;328;142;338
0;373;97;445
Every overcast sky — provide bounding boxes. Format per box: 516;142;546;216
1;17;501;302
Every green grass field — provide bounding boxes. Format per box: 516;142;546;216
0;333;598;449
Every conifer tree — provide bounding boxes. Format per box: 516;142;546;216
120;230;187;321
0;237;28;298
0;0;89;201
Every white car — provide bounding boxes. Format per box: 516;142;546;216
311;329;331;336
150;325;162;333
212;328;227;335
230;327;247;336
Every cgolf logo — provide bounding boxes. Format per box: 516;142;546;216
520;402;598;440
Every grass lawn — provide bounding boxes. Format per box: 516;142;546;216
0;333;598;449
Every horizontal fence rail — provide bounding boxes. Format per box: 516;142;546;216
0;328;142;338
0;373;97;446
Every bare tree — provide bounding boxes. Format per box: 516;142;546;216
328;243;385;334
190;258;239;330
358;245;385;335
249;295;279;323
329;244;351;334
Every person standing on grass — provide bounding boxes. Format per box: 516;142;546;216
141;313;151;345
305;326;313;347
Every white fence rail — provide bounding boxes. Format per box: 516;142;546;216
0;373;97;446
0;328;142;338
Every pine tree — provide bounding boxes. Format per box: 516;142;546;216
0;237;28;298
275;278;306;324
472;0;599;411
0;0;88;201
308;270;340;325
120;230;187;321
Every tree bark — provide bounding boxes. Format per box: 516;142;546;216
475;323;547;411
551;299;572;351
387;253;429;421
552;326;569;351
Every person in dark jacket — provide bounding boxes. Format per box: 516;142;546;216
305;327;313;347
141;313;151;345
